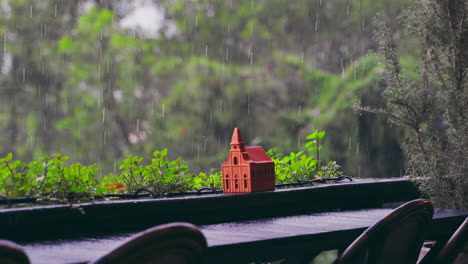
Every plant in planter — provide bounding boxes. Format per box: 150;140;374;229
39;154;102;202
1;130;343;205
101;149;200;197
0;153;33;198
268;130;343;183
191;169;223;190
0;153;102;202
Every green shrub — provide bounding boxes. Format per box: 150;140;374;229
101;149;197;197
0;153;101;202
269;130;342;183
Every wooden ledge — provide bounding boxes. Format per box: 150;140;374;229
0;178;421;241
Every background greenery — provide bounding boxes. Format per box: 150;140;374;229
0;0;415;179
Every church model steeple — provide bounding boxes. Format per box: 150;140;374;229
230;127;245;151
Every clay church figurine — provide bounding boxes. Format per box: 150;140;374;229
221;127;276;193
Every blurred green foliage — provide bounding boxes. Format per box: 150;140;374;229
0;0;415;182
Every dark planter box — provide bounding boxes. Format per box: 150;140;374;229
0;178;421;241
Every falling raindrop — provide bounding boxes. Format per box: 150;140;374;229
204;136;207;152
347;5;350;16
197;144;200;158
136;118;140;133
205;45;208;56
162;104;165;117
315;16;318;32
341;57;345;78
300;52;304;63
298;105;302;116
348;137;352;150
102;108;106;123
151;101;154;115
195;15;198;27
30;4;33;18
3;32;6;55
42;116;46;132
54;4;57;17
22;68;26;82
30;135;34;151
221;62;225;93
356;142;360;154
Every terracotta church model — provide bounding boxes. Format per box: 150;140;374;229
221;127;276;193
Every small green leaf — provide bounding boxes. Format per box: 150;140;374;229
161;148;168;157
0;153;13;163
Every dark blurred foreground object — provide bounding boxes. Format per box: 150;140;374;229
420;217;468;264
334;199;434;264
0;240;30;264
91;222;207;264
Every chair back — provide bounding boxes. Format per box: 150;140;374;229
93;222;207;264
334;199;434;264
0;240;30;264
420;217;468;264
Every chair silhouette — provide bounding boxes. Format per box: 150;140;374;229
93;222;207;264
0;240;30;264
420;217;468;264
334;199;434;264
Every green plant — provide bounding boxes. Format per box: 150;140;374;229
0;153;101;202
191;169;223;190
41;154;102;201
102;149;197;197
269;130;342;183
305;130;326;174
356;0;468;209
0;153;31;197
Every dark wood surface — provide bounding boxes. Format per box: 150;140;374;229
0;178;422;241
19;208;467;264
